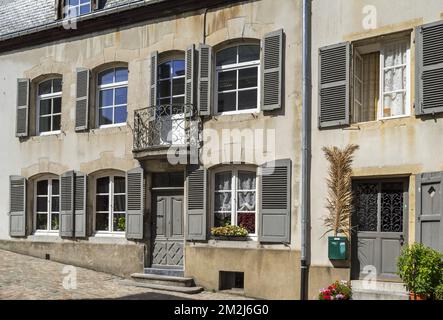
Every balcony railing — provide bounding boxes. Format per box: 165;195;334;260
133;104;198;153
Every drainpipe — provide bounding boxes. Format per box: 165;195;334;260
300;0;312;301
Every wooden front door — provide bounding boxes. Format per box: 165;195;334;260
351;179;409;281
152;193;184;268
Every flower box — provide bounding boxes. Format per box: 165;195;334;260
328;236;348;260
213;236;248;241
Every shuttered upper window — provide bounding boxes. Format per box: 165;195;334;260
37;78;62;135
35;178;60;233
215;44;260;114
95;175;126;233
157;59;185;106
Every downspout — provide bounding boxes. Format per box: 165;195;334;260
301;0;312;301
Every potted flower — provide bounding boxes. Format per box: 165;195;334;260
211;225;249;241
319;281;352;300
322;145;359;260
397;243;443;300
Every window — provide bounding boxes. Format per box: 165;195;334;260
157;59;185;106
352;38;410;123
216;44;260;114
65;0;92;17
97;67;128;127
213;168;257;235
37;78;62;135
35;178;60;232
95;175;126;233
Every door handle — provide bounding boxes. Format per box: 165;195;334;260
399;235;405;246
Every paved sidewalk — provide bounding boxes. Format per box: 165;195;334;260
0;249;250;300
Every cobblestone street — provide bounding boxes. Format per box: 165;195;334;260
0;250;249;300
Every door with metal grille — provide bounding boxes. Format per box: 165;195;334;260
351;179;409;281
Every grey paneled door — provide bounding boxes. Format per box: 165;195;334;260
152;194;184;268
352;180;409;281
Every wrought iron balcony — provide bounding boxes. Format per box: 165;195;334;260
133;104;198;154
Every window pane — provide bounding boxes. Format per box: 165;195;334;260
158;98;171;106
215;212;231;227
39;100;51;116
52;196;60;212
238;67;258;89
218;92;236;113
214;192;231;212
215;172;232;190
51;213;59;231
98;69;114;85
237;212;255;233
172;96;184;105
216;47;237;66
354;183;378;232
38;80;52;95
113;213;126;232
218;70;237;91
36;213;48;230
53;97;62;114
96;212;109;231
69;0;79;5
80;0;90;4
115;87;128;105
97;177;110;193
99;89;114;107
114;176;126;193
173;60;185;77
238;89;258;110
172;78;185;96
158;80;171;98
158;62;171;79
239;45;260;63
115;68;128;83
99;107;113;125
381;183;404;232
39;116;51;132
37;197;48;212
114;106;127;124
237;192;256;211
37;180;48;195
96;195;109;211
383;93;405;118
52;115;61;131
52;180;60;195
238;171;256;190
53;79;62;93
114;195;126;212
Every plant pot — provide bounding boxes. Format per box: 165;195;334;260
212;236;248;241
410;292;427;300
328;236;348;260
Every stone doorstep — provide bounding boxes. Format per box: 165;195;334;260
144;267;184;277
351;280;408;293
131;273;195;288
121;280;204;295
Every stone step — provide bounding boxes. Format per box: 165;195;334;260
131;273;194;287
351;280;409;300
121;280;204;294
352;289;409;300
144;267;184;277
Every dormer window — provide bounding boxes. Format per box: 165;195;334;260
65;0;92;17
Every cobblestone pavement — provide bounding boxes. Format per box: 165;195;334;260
0;250;251;300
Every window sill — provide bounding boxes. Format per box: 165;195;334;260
98;123;127;129
215;109;260;116
93;232;125;238
33;231;59;236
37;131;62;137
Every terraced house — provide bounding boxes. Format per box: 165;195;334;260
0;0;301;299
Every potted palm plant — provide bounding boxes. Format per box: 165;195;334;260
322;144;359;260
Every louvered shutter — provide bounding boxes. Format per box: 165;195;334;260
415;172;443;252
74;172;87;237
16;79;30;137
9;176;26;237
150;51;158;107
186;166;207;241
60;171;74;237
185;44;196;107
126;167;144;240
198;44;212;116
262;29;284;111
416;21;443;115
318;42;350;128
259;159;291;243
75;68;90;131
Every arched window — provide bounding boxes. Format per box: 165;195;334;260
215;44;260;114
35;177;60;233
157;59;185;106
37;78;62;135
97;67;128;127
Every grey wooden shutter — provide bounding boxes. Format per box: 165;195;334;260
318;42;350;128
198;44;212;116
126;167;144;240
60;171;74;237
75;68;90;131
415;21;443;116
186;166;207;241
259;159;291;243
262;29;284;111
74;172;87;237
16;78;30;137
185;44;196;107
150;51;158;107
415;172;443;252
9;176;26;237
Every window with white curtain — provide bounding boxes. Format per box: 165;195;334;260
35;178;60;232
213;168;257;235
95;175;126;233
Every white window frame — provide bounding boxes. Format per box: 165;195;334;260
215;44;261;116
211;166;258;238
36;78;62;136
157;59;186;107
94;174;126;236
65;0;92;18
34;177;60;235
96;67;128;129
